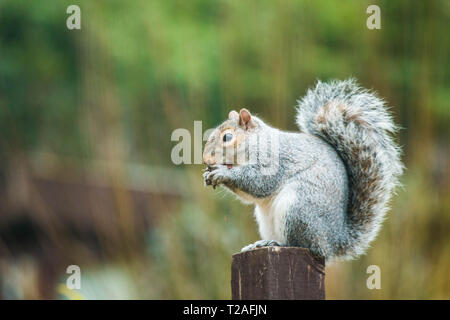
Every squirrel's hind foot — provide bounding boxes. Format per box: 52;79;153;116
240;240;285;252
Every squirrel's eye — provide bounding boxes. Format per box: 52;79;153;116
223;133;233;142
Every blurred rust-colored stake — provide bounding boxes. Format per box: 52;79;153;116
231;247;325;300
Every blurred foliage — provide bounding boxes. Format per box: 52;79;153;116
0;0;449;299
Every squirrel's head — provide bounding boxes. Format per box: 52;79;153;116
203;108;258;167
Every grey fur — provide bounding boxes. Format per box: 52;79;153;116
203;79;403;261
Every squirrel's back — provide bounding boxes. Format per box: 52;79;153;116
296;79;403;259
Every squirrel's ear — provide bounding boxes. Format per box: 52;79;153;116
239;108;255;129
228;110;239;120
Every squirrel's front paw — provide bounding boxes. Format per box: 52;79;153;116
203;166;230;189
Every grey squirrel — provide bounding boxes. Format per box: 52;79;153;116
203;79;403;262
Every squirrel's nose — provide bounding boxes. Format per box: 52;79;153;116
203;154;216;166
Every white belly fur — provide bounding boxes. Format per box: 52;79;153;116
234;184;296;243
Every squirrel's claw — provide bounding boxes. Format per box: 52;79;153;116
203;166;229;189
241;240;284;252
203;170;212;187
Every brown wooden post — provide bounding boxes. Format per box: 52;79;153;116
231;246;325;300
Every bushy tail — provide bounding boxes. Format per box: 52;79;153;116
296;79;403;259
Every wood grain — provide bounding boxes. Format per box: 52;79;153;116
231;246;325;300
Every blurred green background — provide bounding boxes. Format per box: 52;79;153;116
0;0;449;299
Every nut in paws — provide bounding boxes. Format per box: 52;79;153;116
204;167;229;189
